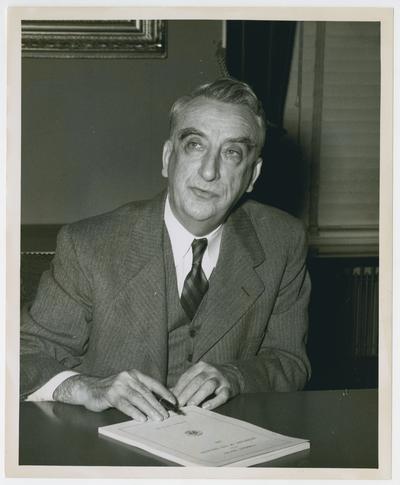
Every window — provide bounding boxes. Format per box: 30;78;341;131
285;21;380;256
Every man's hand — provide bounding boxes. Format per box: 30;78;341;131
172;361;240;411
53;369;177;422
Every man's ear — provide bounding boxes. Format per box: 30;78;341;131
161;140;172;178
246;157;263;193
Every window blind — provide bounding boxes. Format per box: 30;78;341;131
284;21;380;255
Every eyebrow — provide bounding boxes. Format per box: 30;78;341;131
225;136;256;148
177;128;205;140
177;129;256;148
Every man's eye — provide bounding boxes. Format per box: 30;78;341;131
224;148;242;161
185;141;204;152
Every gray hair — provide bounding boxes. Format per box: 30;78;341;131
169;77;266;151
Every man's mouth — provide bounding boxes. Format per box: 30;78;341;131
190;187;216;199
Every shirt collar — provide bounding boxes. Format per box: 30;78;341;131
164;194;223;264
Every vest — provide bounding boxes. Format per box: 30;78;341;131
162;226;210;388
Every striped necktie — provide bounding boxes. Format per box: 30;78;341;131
180;238;209;320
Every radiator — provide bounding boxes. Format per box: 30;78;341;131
350;266;379;358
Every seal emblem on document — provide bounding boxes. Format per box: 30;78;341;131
184;430;203;437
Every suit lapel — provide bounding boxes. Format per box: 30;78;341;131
193;205;265;361
109;192;168;380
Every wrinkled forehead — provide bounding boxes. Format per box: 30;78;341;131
172;97;264;146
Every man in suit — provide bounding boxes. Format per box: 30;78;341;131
21;78;311;422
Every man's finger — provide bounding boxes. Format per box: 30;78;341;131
175;373;207;406
172;364;202;397
201;386;230;410
185;377;219;407
125;386;166;421
126;379;169;419
115;397;148;421
137;372;177;406
107;372;169;420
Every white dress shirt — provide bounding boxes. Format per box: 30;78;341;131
164;195;223;295
25;370;79;402
27;195;224;401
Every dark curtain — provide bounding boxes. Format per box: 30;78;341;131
226;21;307;217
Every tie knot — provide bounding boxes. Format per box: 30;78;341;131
191;238;208;265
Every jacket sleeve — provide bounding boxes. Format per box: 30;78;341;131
20;225;93;400
217;221;311;393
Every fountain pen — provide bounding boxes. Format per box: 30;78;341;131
156;395;185;415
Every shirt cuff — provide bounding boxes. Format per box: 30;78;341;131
26;370;79;402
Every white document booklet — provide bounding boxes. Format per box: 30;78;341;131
98;406;309;467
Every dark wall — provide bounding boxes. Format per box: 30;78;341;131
22;20;222;224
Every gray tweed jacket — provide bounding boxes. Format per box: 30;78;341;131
20;192;311;400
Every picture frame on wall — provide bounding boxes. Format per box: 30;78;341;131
21;19;167;58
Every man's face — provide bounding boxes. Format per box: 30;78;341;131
162;97;263;236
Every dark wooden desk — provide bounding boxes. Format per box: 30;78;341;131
19;388;378;468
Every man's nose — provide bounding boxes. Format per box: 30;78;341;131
198;149;220;181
